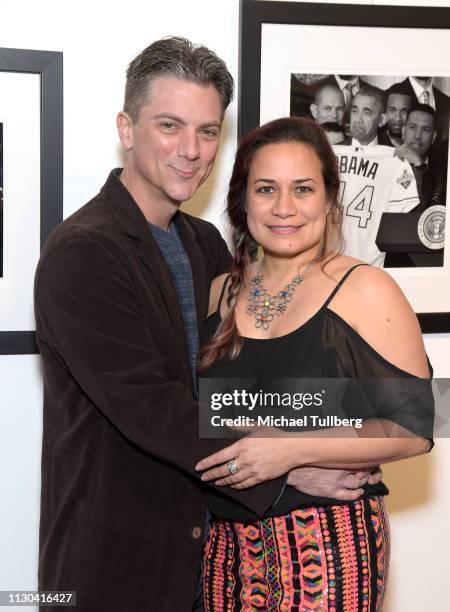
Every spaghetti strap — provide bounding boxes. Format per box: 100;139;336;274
323;264;369;308
217;274;232;312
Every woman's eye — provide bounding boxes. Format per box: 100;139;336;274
258;185;274;194
296;185;312;193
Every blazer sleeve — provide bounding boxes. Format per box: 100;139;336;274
34;231;282;517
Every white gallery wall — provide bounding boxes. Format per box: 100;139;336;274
0;1;448;611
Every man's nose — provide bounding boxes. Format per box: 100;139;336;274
178;129;200;160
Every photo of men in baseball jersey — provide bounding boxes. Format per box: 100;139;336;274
334;144;419;267
290;73;449;268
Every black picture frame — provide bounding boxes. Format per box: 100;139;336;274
239;0;450;334
0;48;63;354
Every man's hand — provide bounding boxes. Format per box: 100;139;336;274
394;144;423;168
287;466;383;501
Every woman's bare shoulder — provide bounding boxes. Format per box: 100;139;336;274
336;261;405;302
321;253;367;279
327;260;429;377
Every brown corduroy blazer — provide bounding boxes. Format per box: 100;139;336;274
34;170;283;612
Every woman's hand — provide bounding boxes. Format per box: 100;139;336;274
195;434;298;489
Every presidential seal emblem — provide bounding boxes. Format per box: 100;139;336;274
418;205;446;250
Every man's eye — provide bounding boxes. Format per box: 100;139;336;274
202;129;219;138
160;122;176;130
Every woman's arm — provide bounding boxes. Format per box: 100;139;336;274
195;423;430;489
196;266;432;488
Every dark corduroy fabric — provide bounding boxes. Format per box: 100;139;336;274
34;169;284;612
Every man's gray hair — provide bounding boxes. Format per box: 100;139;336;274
354;84;386;115
124;36;234;121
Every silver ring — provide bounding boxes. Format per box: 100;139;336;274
227;459;239;475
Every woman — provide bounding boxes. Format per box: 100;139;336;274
195;117;432;611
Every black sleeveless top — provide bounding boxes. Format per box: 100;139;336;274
200;265;433;521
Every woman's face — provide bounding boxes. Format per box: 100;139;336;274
245;142;329;258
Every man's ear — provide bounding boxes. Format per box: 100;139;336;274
432;130;437;146
378;112;387;128
117;111;134;151
310;104;318;120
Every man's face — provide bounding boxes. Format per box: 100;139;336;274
386;93;412;137
350;94;384;145
311;87;345;125
117;76;223;207
403;110;436;157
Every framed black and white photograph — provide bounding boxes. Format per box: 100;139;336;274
239;0;450;332
0;47;63;354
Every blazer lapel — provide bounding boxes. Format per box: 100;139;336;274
102;170;191;377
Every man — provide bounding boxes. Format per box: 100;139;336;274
385;104;447;267
397;75;450;140
395;104;447;211
310;82;345;126
335;85;420;266
35;38;379;612
350;84;387;147
379;82;413;147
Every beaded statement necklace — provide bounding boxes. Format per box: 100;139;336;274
246;260;315;330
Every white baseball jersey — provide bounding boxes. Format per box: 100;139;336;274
333;145;420;267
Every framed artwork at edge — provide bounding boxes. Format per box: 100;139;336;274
239;0;450;333
0;48;63;355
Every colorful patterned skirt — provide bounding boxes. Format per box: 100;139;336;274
203;496;390;612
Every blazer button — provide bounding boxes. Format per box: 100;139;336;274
192;526;202;539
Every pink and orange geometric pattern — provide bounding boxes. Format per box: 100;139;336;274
203;496;390;611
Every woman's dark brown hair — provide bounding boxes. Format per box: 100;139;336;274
198;116;343;371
